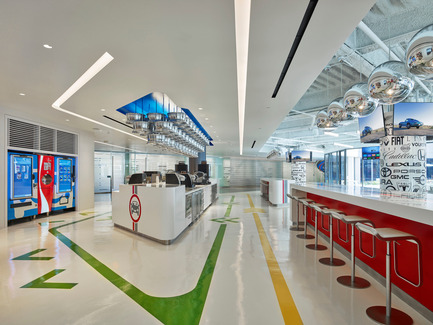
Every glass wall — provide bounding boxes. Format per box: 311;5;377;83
94;152;125;193
325;150;346;185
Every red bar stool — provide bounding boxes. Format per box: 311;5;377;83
336;215;375;289
356;223;421;325
318;209;346;266
287;193;304;231
296;198;316;240
306;203;329;251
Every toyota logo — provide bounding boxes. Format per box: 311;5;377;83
381;167;392;177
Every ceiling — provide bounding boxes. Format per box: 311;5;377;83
262;0;433;157
0;0;383;158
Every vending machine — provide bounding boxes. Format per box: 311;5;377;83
7;152;38;220
38;155;55;214
52;156;76;211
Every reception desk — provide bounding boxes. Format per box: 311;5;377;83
112;182;217;244
290;183;433;318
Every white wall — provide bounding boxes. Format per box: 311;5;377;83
0;106;95;229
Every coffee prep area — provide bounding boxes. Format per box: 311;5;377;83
112;161;217;244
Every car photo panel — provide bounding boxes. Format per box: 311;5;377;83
393;102;433;136
290;150;312;162
358;105;386;143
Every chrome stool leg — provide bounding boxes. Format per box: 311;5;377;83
289;197;304;231
297;201;314;239
319;212;345;266
306;208;327;251
337;221;370;289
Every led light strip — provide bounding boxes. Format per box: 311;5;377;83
52;52;147;143
234;0;251;155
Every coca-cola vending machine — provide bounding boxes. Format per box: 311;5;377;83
38;155;54;214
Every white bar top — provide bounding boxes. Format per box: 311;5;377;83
291;183;433;226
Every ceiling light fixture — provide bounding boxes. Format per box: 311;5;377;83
101;108;106;112
205;117;209;121
52;52;148;142
234;0;251;155
334;142;353;148
324;131;339;137
19;93;26;96
43;44;53;49
198;107;203;110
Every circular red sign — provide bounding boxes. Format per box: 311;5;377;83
129;194;141;222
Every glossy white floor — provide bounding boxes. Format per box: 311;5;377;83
0;191;430;324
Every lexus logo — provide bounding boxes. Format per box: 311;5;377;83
418;149;426;161
381;167;392;177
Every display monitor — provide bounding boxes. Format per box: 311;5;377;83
57;158;73;193
290;150;312;162
358;105;385;143
393;102;433;136
362;146;380;160
11;155;33;199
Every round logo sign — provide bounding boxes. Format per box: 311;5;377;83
129;194;141;222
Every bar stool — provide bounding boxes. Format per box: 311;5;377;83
306;203;329;251
287;193;304;231
318;209;346;266
336;215;375;289
356;223;421;325
296;198;316;240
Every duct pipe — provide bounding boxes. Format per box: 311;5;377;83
358;21;431;95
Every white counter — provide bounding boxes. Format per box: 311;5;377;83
112;182;217;244
290;183;433;226
260;178;294;205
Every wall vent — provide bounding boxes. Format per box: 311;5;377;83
7;117;78;155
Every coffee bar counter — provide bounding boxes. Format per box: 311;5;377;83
290;183;433;318
112;182;217;244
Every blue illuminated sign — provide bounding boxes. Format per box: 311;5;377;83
12;156;33;199
58;159;72;193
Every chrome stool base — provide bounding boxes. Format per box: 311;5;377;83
319;257;345;266
366;306;413;325
290;226;304;231
306;243;327;251
296;234;315;239
337;275;370;289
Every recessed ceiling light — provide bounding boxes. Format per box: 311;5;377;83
101;108;106;112
19;93;26;96
198;107;203;110
205;118;209;121
210;125;213;128
65;119;70;122
43;44;53;49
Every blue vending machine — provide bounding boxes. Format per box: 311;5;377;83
52;156;76;211
7;152;38;220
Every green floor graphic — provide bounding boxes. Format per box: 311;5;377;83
46;209;229;325
21;269;78;289
211;196;239;224
12;249;54;261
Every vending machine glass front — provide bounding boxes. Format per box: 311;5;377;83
11;155;33;199
57;158;72;193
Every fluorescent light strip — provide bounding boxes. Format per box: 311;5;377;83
52;52;147;143
94;141;147;153
334;142;353;148
324;131;339;137
234;0;251;155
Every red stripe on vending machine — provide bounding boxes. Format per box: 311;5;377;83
38;155;54;214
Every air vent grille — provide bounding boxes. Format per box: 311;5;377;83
56;130;76;154
8;119;39;150
7;117;77;154
40;126;56;152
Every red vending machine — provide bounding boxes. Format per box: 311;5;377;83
38;155;55;214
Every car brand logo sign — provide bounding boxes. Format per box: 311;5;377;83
418;149;426;161
129;194;141;222
381;167;392;177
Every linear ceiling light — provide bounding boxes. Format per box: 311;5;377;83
272;0;319;98
334;142;353;148
234;0;251;155
324;131;339;137
52;52;147;142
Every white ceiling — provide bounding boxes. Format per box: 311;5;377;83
0;0;376;157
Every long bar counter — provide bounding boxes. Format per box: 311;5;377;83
290;183;433;319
